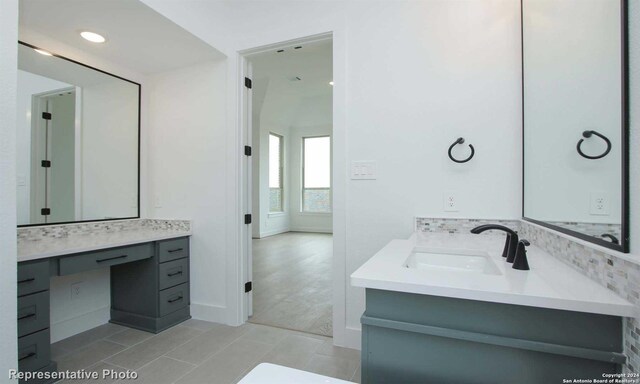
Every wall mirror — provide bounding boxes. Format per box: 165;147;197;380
522;0;629;252
17;42;140;226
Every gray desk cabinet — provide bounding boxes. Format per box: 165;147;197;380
361;289;624;384
16;235;191;383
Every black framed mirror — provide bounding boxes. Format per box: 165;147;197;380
17;41;141;227
521;0;629;252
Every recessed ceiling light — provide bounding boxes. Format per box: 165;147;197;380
329;81;334;86
80;31;106;43
34;48;52;56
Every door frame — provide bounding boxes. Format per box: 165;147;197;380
237;32;350;344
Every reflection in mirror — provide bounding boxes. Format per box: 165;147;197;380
17;42;140;226
522;0;627;251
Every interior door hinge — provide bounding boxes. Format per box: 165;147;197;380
42;112;52;120
245;281;252;293
41;208;51;216
244;146;252;156
41;160;51;168
244;77;252;89
244;214;252;225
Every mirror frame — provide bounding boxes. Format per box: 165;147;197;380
17;41;141;228
520;0;630;253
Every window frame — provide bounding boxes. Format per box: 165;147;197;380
301;135;332;214
268;132;284;213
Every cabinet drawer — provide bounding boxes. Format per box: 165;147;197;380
59;243;153;275
18;291;49;338
159;283;189;317
159;258;189;290
18;329;50;373
17;260;49;297
158;238;189;263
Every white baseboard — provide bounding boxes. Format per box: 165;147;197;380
258;228;290;238
51;306;110;343
342;326;362;350
190;302;228;324
289;227;333;234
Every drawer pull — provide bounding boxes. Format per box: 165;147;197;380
18;313;36;321
18;278;35;284
96;255;127;263
167;248;184;253
167;271;183;277
167;296;183;303
19;352;36;361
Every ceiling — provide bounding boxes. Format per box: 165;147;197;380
19;0;224;75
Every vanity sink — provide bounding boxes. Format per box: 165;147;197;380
404;247;501;275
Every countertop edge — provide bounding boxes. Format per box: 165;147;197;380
351;276;637;318
17;231;192;262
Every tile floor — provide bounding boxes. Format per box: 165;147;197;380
250;232;333;336
51;320;360;384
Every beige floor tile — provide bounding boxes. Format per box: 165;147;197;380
180;319;219;331
166;324;250;365
105;328;154;347
56;361;129;384
105;326;202;369
52;323;127;352
176;339;273;384
304;355;359;381
119;356;195;384
316;339;360;361
270;334;324;356
56;340;126;372
238;324;290;345
258;348;315;370
352;366;361;383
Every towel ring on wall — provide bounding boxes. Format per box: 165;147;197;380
448;137;475;163
577;130;611;160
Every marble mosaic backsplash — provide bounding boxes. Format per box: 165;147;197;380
17;219;191;242
415;217;640;373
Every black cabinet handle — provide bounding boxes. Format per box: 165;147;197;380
19;352;36;361
18;278;35;284
96;255;127;263
18;313;36;321
167;248;183;253
168;296;183;303
167;271;183;277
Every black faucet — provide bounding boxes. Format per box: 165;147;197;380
470;224;519;263
601;234;619;244
512;240;530;270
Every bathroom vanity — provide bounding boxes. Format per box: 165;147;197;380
17;223;191;382
351;232;635;384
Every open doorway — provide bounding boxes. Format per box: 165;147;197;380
245;38;333;337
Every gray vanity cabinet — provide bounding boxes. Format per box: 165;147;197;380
361;289;624;384
110;237;191;333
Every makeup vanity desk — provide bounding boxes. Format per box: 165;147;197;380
16;224;192;382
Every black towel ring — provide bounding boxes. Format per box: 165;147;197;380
448;137;474;163
577;130;611;160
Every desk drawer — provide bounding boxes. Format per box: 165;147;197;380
18;260;49;297
59;243;153;275
159;258;189;290
18;291;49;338
18;329;50;373
158;238;189;263
159;283;189;317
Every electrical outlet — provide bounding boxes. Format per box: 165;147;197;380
71;281;84;301
590;192;610;216
443;192;459;212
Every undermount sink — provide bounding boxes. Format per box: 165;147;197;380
404;247;501;275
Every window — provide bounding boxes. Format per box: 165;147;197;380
269;133;284;212
302;136;331;213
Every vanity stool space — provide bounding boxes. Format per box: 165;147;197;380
16;235;191;383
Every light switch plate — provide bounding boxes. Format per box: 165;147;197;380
351;161;377;180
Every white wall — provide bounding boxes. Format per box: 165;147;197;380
143;0;522;348
16;70;70;224
629;0;639;253
147;60;229;322
0;0;19;376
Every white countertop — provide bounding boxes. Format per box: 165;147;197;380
351;232;635;317
18;228;191;262
238;363;354;384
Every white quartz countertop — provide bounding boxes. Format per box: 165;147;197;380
18;228;191;262
351;232;635;317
